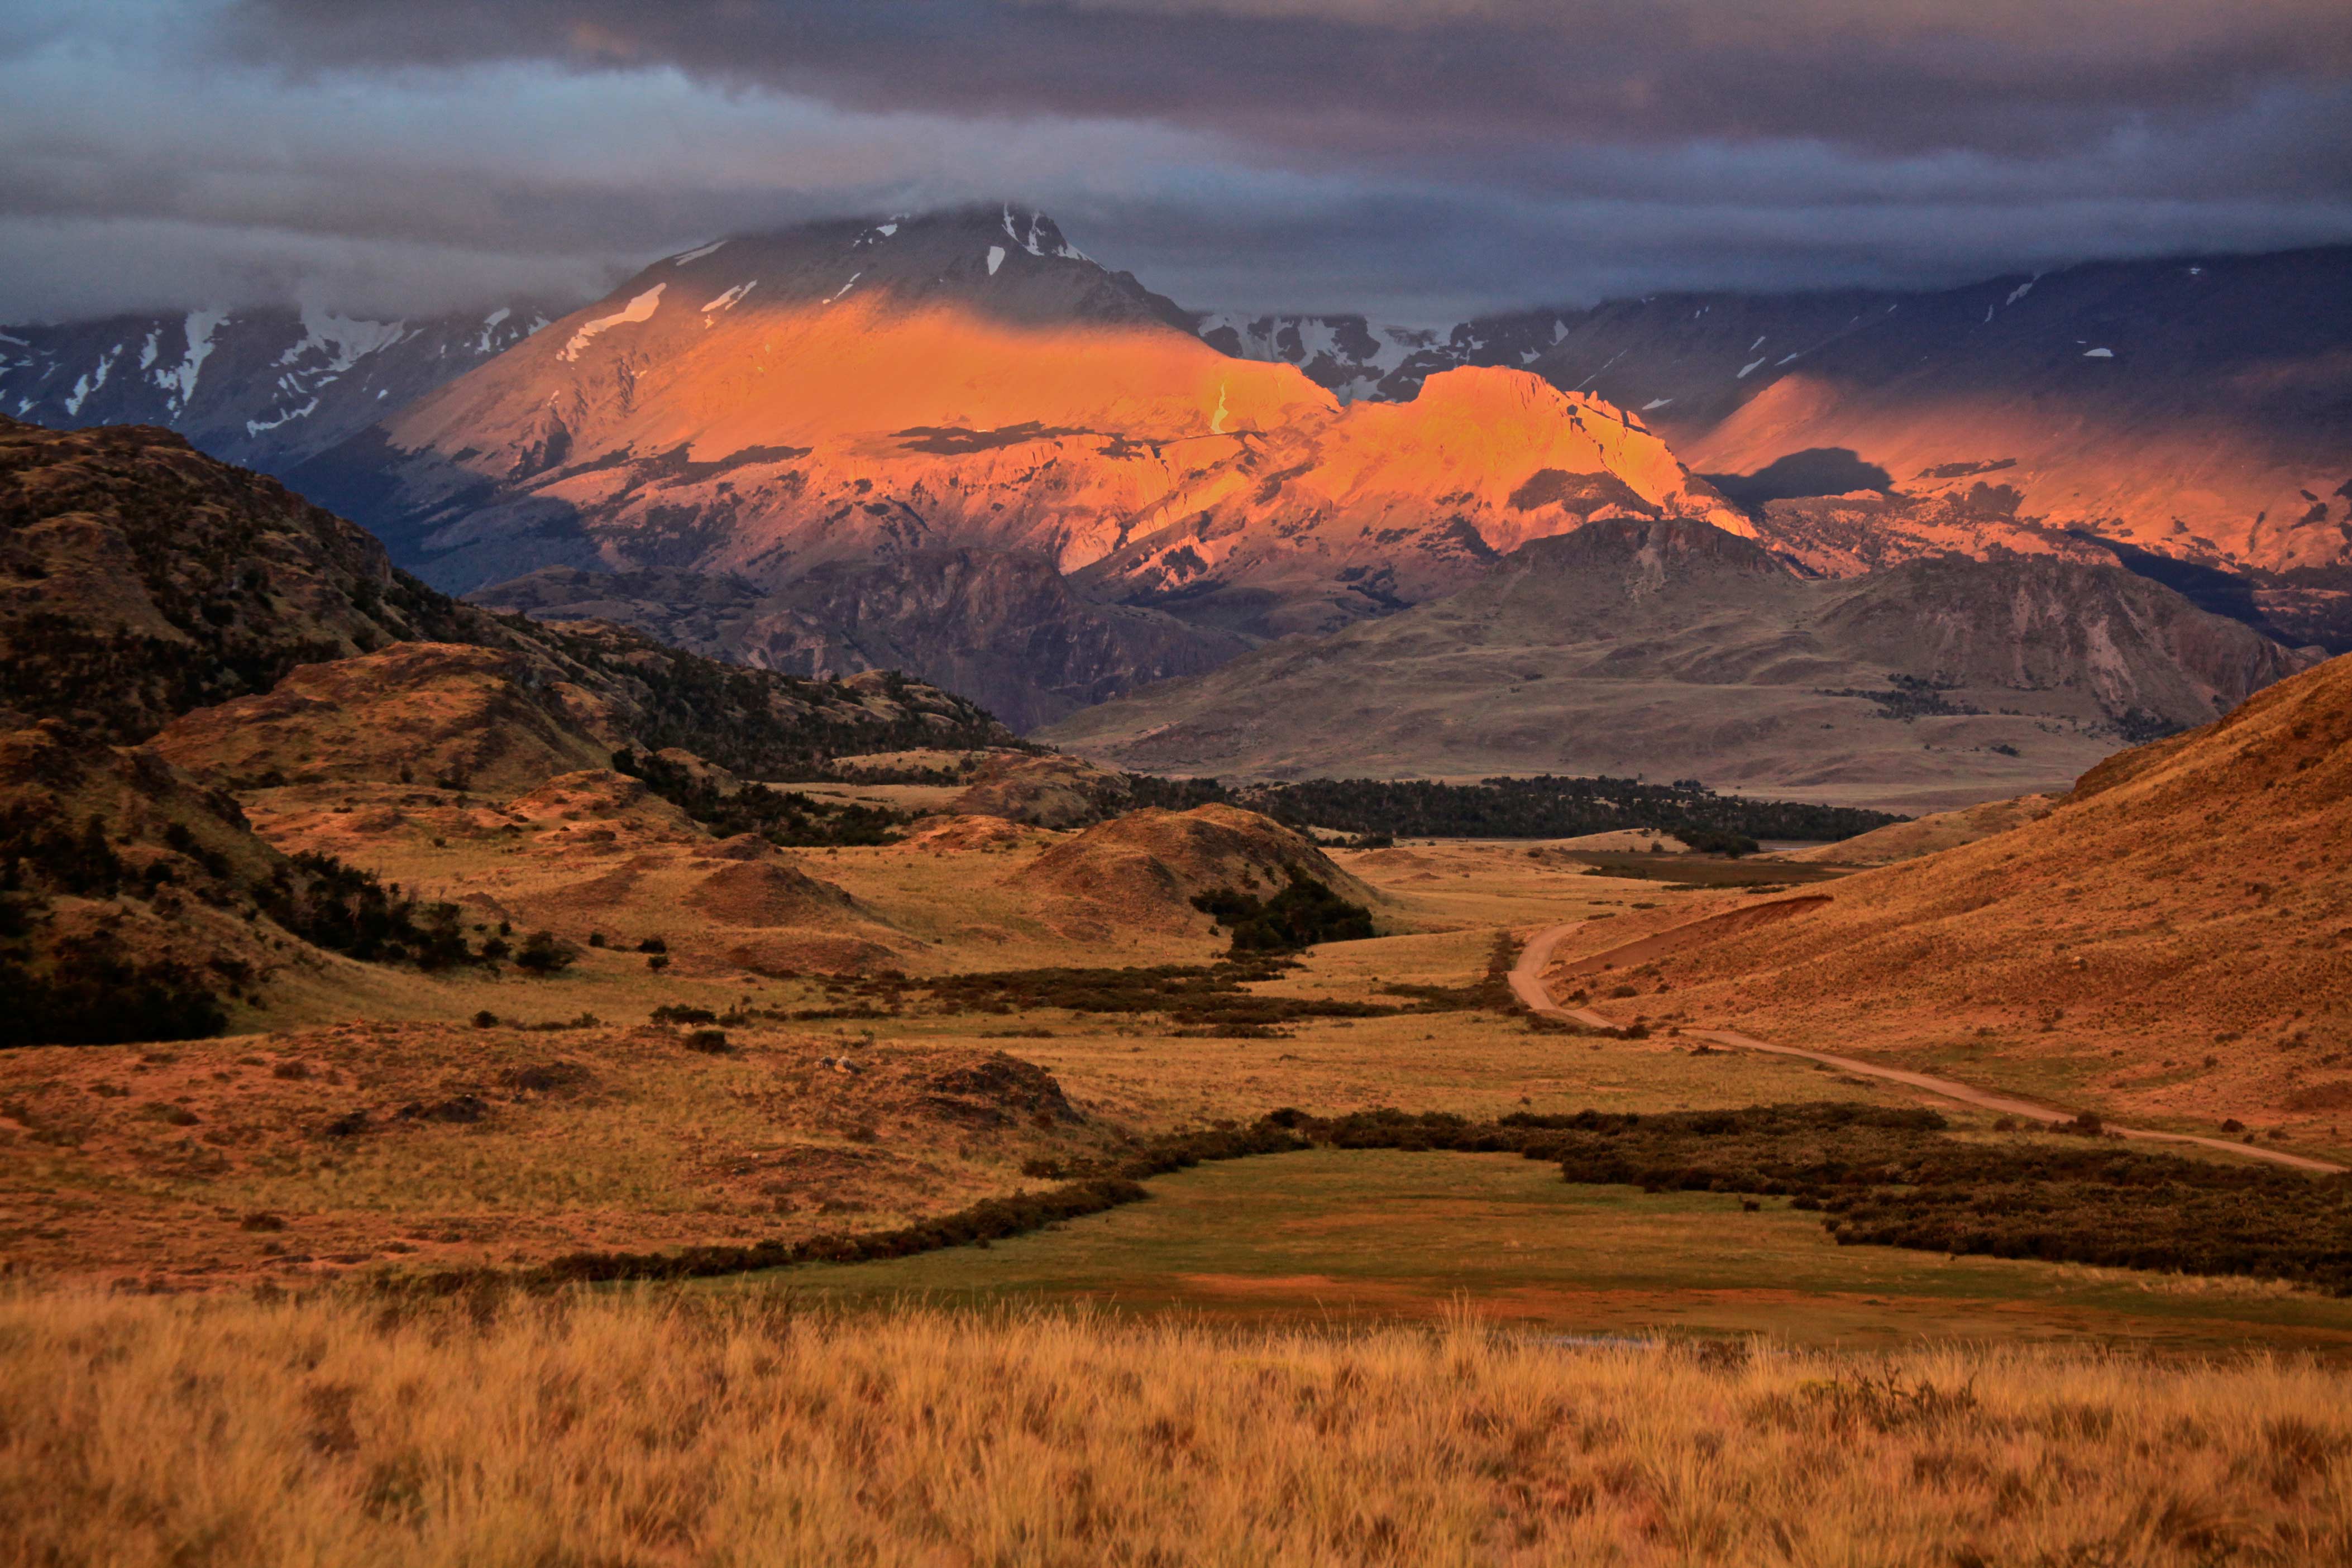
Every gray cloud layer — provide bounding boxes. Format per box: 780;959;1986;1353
2;0;2347;323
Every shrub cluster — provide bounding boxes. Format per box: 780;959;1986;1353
1190;870;1376;953
1286;1104;2352;1295
758;958;1449;1030
1221;775;1901;843
1816;674;1986;722
0;935;227;1048
0;804;502;1046
257;852;480;968
611;747;908;847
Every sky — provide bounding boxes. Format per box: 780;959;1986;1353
3;0;2349;325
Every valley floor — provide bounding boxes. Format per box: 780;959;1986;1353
6;827;2350;1564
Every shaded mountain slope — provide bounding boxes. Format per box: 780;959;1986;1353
470;551;1249;732
0;302;561;473
0;415;1014;772
1044;519;2317;808
1594;652;2352;1127
0;715;486;1047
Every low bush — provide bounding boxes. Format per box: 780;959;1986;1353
513;931;579;976
1189;871;1375;954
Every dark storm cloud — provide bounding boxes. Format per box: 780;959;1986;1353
226;0;2352;161
1;0;2348;323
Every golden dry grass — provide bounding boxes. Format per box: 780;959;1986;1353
4;1287;2349;1567
1543;655;2352;1158
0;1021;1099;1285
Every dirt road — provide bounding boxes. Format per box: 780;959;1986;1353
1509;921;2346;1175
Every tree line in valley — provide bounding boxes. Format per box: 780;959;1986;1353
1121;773;1902;845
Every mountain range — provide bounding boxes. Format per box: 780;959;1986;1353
4;207;2344;794
285;207;1746;623
0;302;557;472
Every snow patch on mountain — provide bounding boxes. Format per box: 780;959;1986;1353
64;351;115;417
246;398;319;437
560;285;666;362
701;281;757;315
166;309;230;408
279;308;408;374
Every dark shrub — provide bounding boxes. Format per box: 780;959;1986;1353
514;931;578;975
0;942;228;1049
1672;826;1760;857
1191;870;1375;954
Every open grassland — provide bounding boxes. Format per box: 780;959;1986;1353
0;982;1910;1289
224;782;1734;1037
778;1146;2352;1354
5;1287;2350;1568
0;1020;1106;1285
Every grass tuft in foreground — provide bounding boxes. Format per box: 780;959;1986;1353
2;1288;2345;1567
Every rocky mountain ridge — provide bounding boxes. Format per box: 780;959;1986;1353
1043;517;2318;807
0;302;564;475
471;552;1249;732
0;414;1014;766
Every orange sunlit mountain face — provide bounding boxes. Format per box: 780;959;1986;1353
381;230;1751;634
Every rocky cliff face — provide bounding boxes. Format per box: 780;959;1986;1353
471;550;1246;733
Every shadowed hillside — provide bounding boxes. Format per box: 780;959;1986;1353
1046;518;2317;808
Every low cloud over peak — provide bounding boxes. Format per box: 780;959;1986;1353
1;0;2346;323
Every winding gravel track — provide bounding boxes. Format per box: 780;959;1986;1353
1509;921;2346;1175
